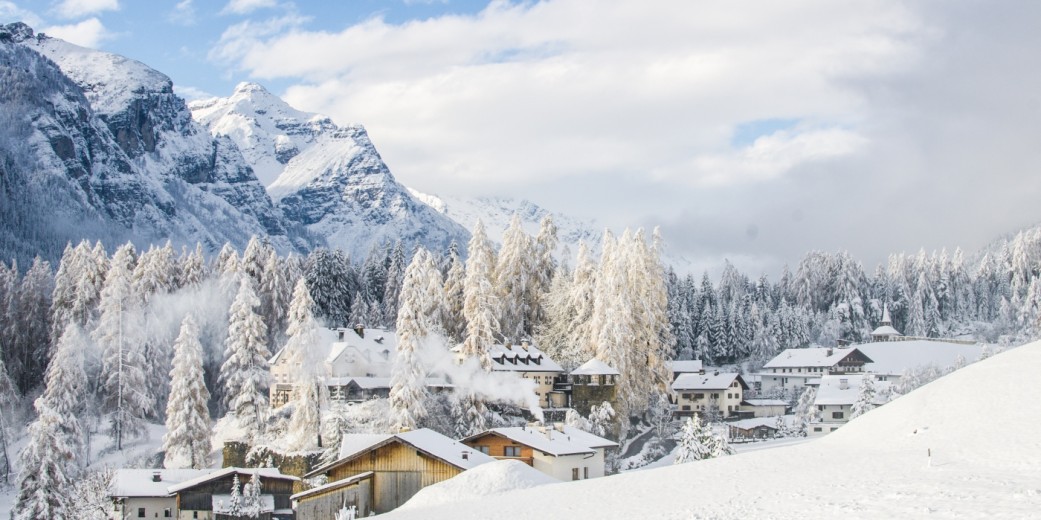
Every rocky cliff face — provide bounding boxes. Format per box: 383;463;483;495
190;82;470;259
0;23;309;264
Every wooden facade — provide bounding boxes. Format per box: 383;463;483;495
174;472;296;520
462;433;534;465
292;473;373;519
318;440;465;514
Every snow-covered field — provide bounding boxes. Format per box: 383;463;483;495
377;341;1041;519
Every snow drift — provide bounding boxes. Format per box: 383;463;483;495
379;341;1041;519
396;460;559;512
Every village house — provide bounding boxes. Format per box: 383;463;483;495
757;347;873;396
109;467;298;520
668;359;705;379
670;371;748;419
109;469;209;520
567;358;620;415
297;428;495;516
485;342;565;409
809;373;890;436
461;424;618;481
726;417;787;441
856;339;985;385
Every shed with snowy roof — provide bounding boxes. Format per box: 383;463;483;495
300;428;495;515
461;424;618;481
567;358;620;415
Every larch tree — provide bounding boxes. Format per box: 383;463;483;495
221;277;271;436
163;314;212;469
12;401;75;520
461;220;499;369
442;246;467;343
390;249;434;431
261;249;292;347
134;243;178;419
39;323;89;464
283;278;324;451
178;243;207;289
94;243;151;450
382;241;407;327
528;215;559;332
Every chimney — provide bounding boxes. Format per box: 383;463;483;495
826;348;833;356
338;330;345;341
839;378;848;390
152;471;161;483
354;325;364;338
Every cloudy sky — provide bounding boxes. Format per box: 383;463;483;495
4;0;1040;275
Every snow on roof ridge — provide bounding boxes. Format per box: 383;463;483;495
165;467;297;494
570;358;620;375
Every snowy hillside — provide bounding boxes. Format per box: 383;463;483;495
380;342;1041;519
0;23;306;264
189;83;469;259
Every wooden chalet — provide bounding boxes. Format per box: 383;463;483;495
461;424;618;481
165;467;299;520
297;429;495;516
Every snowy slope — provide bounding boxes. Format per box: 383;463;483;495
189;83;469;259
0;23;306;263
379;341;1041;519
397;460;559;511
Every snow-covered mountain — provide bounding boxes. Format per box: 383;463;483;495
0;23;308;265
408;190;602;258
189;83;469;260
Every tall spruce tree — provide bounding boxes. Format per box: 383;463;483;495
390;249;434;431
283;278;324;450
221;277;271;436
163;314;212;469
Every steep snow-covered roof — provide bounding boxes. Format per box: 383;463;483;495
727;417;785;430
870;325;902;337
166;467;297;494
110;469;210;497
813;374;890;406
856;340;985;375
464;425;616;456
312;428;494;477
669;360;704;374
570;358;620;376
671;372;746;391
763;347;872;369
489;343;564;373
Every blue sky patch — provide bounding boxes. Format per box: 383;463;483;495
731;118;800;148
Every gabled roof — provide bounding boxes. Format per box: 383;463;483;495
462;425;617;457
857;340;985;375
727;416;790;431
763;348;873;369
570;358;620;376
290;471;374;501
741;399;789;407
110;469;211;497
669;360;704;374
306;428;494;478
166;467;298;495
488;343;564;373
871;325;902;337
671;372;748;391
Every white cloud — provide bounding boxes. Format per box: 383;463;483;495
42;17;110;48
173;84;214;101
221;0;278;15
53;0;118;19
0;1;43;26
207;1;1041;274
168;0;196;26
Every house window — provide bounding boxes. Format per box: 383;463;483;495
193;513;198;519
164;509;172;518
693;393;704;399
572;468;580;481
832;411;844;419
682;393;691;399
681;405;690;411
477;445;490;454
813;427;822;433
727;393;732;399
711;393;720;399
584;467;589;479
138;508;146;518
504;446;521;457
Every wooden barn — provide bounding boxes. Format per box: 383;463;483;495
166;467;299;520
297;428;495;516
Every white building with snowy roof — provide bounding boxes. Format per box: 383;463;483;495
567;358;620;415
870;304;904;342
855;339;986;384
757;347;873;395
668;359;705;380
300;428;495;515
109;468;210;520
809;373;891;436
670;371;749;418
461;424;618;481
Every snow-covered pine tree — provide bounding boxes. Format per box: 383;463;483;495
94;243;151;450
0;350;14;484
673;414;710;464
163;314;212;469
382;241;407;327
242;469;263;519
442;246;467;343
39;323;88;464
9;256;53;394
528;214;559;333
495;214;533;342
390;249;433;431
135;243;178;419
221;277;271;435
283;278;324;451
850;375;877;419
305;248;355;328
419;251;448;334
49;242;80;346
226;474;244;516
261;248;292;347
534;259;576;367
12;401;74;519
461;220;499;370
794;386;819;428
179;243;207;289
